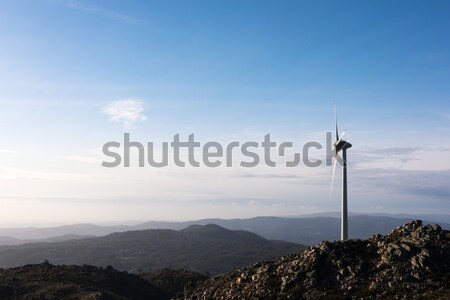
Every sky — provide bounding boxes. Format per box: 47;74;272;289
0;0;449;226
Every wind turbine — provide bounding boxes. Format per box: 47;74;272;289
330;105;352;241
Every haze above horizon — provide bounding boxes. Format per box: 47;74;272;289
0;0;449;226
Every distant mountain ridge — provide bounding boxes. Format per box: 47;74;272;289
0;214;448;246
286;212;450;223
134;215;450;245
0;234;94;246
0;224;305;274
0;223;129;241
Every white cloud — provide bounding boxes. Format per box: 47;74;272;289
102;99;147;128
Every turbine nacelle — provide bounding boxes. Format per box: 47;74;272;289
334;140;352;152
332;129;352;153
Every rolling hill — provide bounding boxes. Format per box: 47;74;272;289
0;224;305;274
0;262;169;300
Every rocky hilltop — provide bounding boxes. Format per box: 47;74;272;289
180;220;450;299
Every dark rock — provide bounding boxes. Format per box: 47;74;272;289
179;220;450;300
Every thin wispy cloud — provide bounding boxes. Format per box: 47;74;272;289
239;173;308;179
351;168;450;199
352;146;450;171
50;0;140;24
421;51;447;63
436;112;450;121
354;147;421;164
0;167;103;181
66;155;98;164
102;99;147;128
0;149;17;155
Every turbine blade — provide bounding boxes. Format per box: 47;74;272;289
334;104;339;141
339;130;346;141
332;130;346;152
330;154;338;199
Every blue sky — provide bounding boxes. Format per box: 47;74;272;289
0;0;449;225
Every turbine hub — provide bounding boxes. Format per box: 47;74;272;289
334;140;352;151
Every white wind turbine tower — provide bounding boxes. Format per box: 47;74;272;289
331;105;352;241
